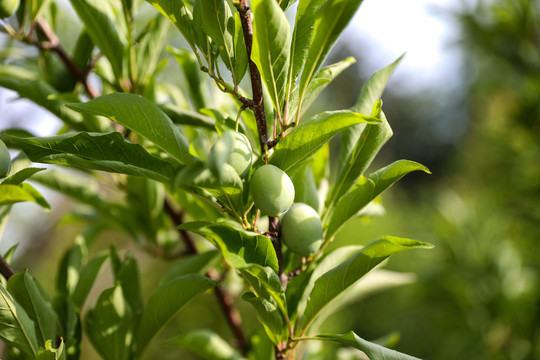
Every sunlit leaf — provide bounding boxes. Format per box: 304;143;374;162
302;237;433;331
170;329;243;360
67;93;195;165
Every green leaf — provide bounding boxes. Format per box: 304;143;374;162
176;162;244;218
170;329;243;360
1;168;46;185
85;285;134;360
66;93;194;165
160;250;221;286
269;111;380;174
311;331;422;360
147;0;199;53
326;161;430;239
288;57;356;123
290;162;319;212
325;176;375;240
242;292;288;346
71;252;108;309
114;253;144;327
69;0;127;81
302;237;433;332
0;183;51;209
369;160;431;196
167;47;208;111
252;0;290;120
340;55;404;172
285;245;362;322
11;132;178;184
0;66;109;133
35;339;66;360
0;284;39;358
239;264;287;318
135;274;217;355
297;0;364;116
158;102;214;130
178;222;279;273
233;13;248;84
325;104;390;215
200;0;235;74
7;272;58;346
136;15;170;85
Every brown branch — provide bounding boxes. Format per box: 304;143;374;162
163;198;249;356
34;18;99;99
236;0;269;153
0;255;15;280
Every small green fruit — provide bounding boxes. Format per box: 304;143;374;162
0;139;12;178
281;203;323;256
250;164;295;216
209;131;252;178
0;0;20;18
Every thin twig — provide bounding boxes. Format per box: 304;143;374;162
0;255;15;280
34;19;99;99
163;198;249;356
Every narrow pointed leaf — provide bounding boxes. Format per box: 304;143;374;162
369;160;431;197
312;331;422;360
1;168;46;185
147;0;198;52
85;285;133;360
0;183;50;209
269;111;380;174
326;161;430;239
326;105;391;213
0;66;109;133
239;264;287;318
288;57;356;122
302;237;433;331
200;0;235;73
67;93;194;165
71;253;108;309
7;272;58;345
176;162;244;217
68;0;127;80
11;132;178;183
340;55;404;168
0;284;39;358
242;292;287;345
297;0;364;115
178;222;279;273
135;274;217;355
252;0;290;119
171;329;243;360
233;13;248;84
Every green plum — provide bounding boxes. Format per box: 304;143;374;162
250;164;294;216
281;203;323;256
0;0;19;18
209;131;252;178
0;139;11;178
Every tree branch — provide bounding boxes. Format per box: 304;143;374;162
236;0;269;154
0;255;15;280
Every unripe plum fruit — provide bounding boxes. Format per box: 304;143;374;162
250;164;294;216
281;203;323;256
0;139;11;178
0;0;20;18
209;130;252;178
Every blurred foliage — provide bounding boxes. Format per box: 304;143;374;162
324;1;540;359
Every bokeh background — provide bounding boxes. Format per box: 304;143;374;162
1;0;539;359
